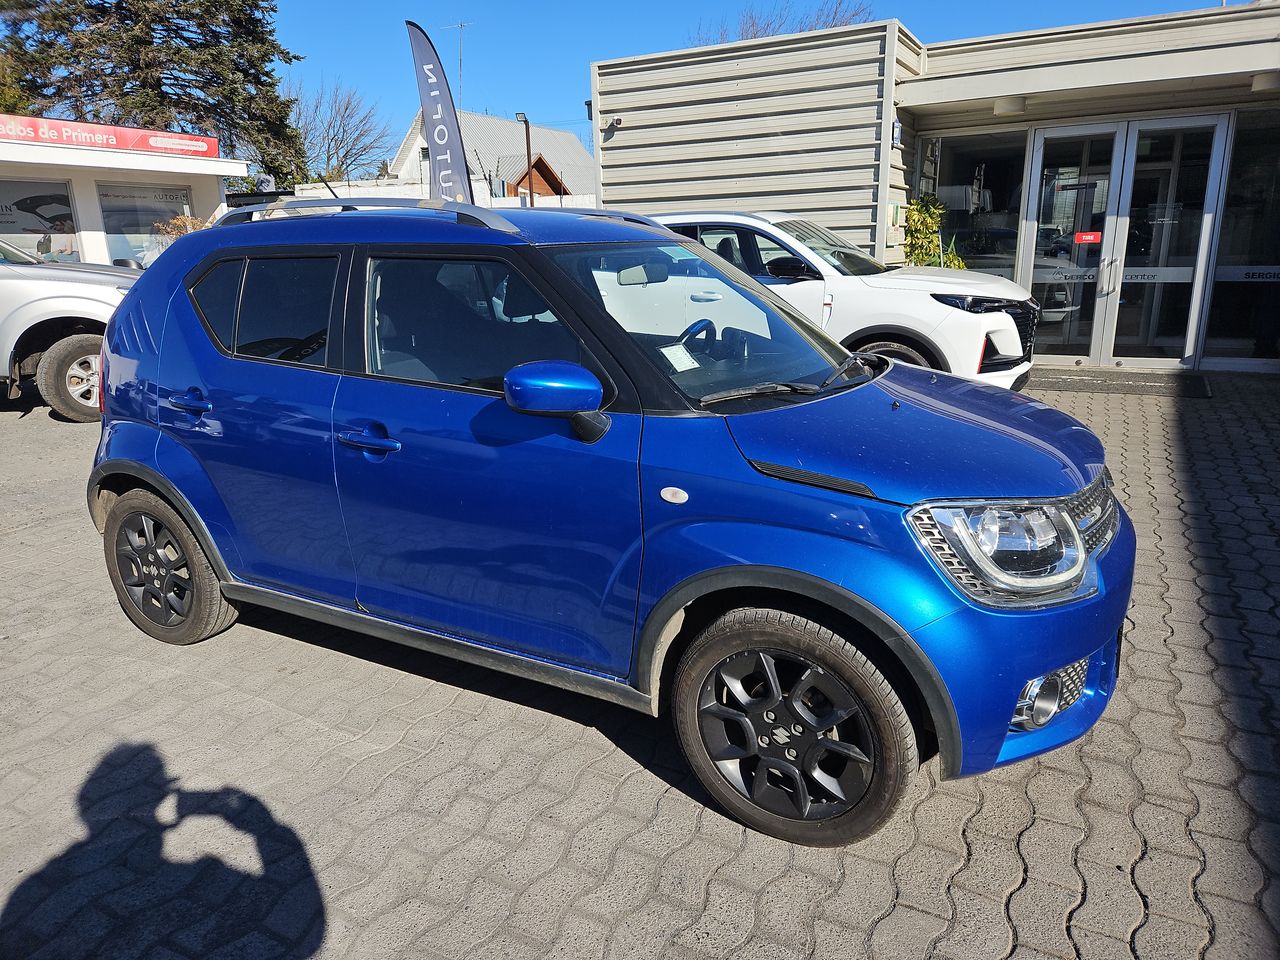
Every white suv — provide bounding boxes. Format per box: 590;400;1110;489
655;211;1036;390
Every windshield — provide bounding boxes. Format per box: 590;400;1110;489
0;238;38;265
548;241;878;405
777;219;887;277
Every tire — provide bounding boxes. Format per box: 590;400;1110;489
35;333;103;423
103;489;238;645
848;338;932;368
673;608;917;846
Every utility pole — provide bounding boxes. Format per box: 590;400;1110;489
442;21;473;110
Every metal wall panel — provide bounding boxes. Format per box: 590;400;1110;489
594;24;894;245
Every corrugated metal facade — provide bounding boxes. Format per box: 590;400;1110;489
592;24;912;259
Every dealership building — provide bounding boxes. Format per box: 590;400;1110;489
0;114;247;268
593;1;1280;371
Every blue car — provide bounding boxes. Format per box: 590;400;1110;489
89;200;1134;846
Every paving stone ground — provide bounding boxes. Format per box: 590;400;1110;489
0;373;1277;959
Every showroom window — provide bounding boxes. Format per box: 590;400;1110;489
1204;110;1280;360
917;132;1027;279
0;179;78;261
96;183;193;267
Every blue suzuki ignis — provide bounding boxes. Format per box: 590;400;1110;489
90;201;1135;846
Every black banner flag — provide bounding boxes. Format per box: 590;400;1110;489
406;20;473;205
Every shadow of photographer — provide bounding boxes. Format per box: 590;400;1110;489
0;742;324;958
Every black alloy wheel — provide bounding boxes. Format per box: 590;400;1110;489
698;648;876;821
115;512;193;627
673;608;917;846
102;488;239;645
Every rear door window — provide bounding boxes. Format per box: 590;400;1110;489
235;257;339;367
189;259;244;350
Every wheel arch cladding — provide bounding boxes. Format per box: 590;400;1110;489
88;460;235;583
842;326;948;371
635;566;962;778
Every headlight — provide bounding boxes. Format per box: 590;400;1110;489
931;294;1020;313
910;500;1087;604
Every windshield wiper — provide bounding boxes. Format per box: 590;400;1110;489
819;355;874;389
699;381;820;405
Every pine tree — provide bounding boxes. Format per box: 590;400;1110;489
2;0;306;184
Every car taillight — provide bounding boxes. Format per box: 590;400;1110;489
98;337;107;415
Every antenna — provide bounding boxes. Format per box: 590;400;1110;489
441;21;474;110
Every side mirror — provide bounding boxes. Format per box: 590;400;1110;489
503;360;610;442
765;256;819;281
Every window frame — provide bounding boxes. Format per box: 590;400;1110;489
184;244;354;373
691;223;812;279
345;242;635;411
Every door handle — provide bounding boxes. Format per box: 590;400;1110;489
337;428;402;454
168;390;212;415
690;292;723;303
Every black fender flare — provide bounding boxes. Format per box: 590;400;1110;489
87;459;234;583
840;324;950;372
633;566;963;778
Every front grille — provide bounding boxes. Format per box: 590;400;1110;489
1063;469;1119;554
978;299;1040;372
1006;299;1039;359
1053;656;1089;712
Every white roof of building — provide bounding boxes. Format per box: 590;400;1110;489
391;109;596;195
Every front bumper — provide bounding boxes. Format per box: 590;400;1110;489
908;507;1136;778
973;359;1033;391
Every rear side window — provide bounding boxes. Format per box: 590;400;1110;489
190;259;244;350
235;258;339;367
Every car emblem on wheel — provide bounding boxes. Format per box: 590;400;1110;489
772;726;792;745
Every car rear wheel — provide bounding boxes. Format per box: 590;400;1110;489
673;608;917;846
35;333;103;422
847;338;931;368
103;489;238;645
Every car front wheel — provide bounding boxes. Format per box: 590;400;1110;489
847;338;932;368
673;608;917;846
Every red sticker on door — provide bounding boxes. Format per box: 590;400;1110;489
1075;231;1103;244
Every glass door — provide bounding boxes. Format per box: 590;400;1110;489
1021;124;1124;363
1019;115;1230;367
1103;116;1230;366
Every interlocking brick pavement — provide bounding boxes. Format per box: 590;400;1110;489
0;373;1278;958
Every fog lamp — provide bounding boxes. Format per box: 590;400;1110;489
1012;675;1062;730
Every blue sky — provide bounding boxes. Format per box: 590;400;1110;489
273;0;1224;150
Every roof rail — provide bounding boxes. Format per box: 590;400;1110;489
550;207;668;230
212;196;521;234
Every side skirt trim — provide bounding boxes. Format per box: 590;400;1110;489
220;582;655;715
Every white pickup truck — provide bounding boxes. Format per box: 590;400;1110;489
0;239;138;422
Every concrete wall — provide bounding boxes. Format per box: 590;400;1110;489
593;22;914;259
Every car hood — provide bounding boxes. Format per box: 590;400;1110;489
858;266;1029;301
725;363;1104;506
6;261;140;286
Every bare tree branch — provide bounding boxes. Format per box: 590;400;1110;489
690;0;872;45
285;77;394;182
